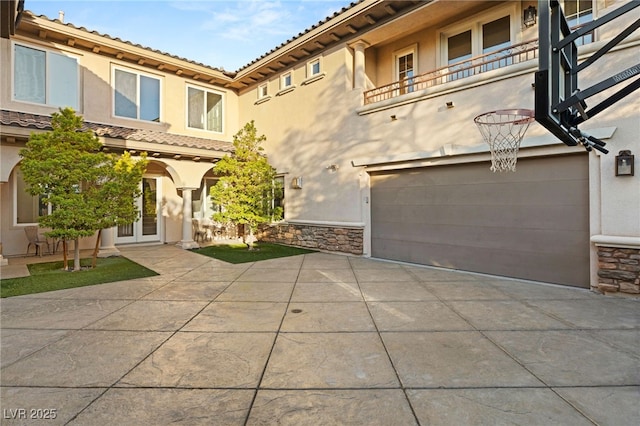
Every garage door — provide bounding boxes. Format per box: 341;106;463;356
370;155;589;287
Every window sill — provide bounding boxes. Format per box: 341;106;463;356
185;126;224;134
276;85;296;96
255;95;272;105
301;72;326;86
113;115;165;125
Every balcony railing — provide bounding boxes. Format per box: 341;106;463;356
364;39;539;105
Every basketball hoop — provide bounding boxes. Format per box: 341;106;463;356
474;109;534;172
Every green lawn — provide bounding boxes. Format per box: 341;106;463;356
192;242;315;263
0;257;158;298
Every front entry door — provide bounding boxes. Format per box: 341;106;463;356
116;177;161;244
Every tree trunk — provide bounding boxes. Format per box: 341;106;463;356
73;238;81;271
92;229;102;269
62;239;68;271
246;226;257;250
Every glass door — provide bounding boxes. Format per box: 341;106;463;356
116;177;161;244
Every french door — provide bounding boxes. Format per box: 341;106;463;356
116;177;161;244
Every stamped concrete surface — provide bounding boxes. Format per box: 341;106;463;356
1;245;638;425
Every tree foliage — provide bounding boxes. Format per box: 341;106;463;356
19;108;147;270
210;121;280;248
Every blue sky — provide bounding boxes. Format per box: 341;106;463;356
26;0;350;71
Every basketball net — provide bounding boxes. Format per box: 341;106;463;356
474;109;534;172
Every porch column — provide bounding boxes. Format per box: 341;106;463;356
98;226;120;257
176;187;200;250
0;183;6;265
351;40;370;90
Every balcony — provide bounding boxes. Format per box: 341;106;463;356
363;39;539;105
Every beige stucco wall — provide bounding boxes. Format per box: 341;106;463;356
237;3;640;269
0;32;235;255
1;35;240;141
238;45;365;225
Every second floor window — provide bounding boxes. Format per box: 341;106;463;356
113;67;161;122
308;59;321;77
281;72;293;89
258;83;268;99
563;0;593;45
187;86;223;132
441;8;514;80
13;43;79;109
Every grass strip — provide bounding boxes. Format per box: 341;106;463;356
191;242;315;264
1;256;158;298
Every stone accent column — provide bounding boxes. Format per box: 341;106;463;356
351;40;370;90
98;226;120;257
258;222;364;255
176;187;200;250
597;246;640;295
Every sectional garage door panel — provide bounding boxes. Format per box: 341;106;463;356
370;155;590;287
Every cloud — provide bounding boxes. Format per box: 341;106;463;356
197;1;297;42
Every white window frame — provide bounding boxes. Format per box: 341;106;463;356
255;82;272;104
258;83;269;99
308;58;321;77
116;175;163;244
561;0;594;45
437;3;517;69
272;175;285;221
185;84;225;133
276;71;296;96
11;41;80;109
302;56;327;86
393;44;418;94
12;165;52;226
111;65;163;122
281;72;293;89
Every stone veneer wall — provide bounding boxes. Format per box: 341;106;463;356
596;246;640;296
258;223;363;255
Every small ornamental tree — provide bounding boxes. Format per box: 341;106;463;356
210;121;280;249
89;150;148;267
19;108;147;270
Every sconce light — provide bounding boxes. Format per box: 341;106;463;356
326;164;339;172
523;5;537;28
446;101;454;109
615;150;634;176
291;176;303;189
390;115;397;121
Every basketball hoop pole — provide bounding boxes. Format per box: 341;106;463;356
535;0;640;154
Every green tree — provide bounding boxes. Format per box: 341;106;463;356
89;150;148;268
19;108;147;270
210;121;280;249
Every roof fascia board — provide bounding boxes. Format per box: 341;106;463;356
21;13;233;82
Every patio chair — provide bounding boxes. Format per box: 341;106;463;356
192;219;206;242
24;226;50;257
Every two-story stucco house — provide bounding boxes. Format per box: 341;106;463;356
1;0;639;295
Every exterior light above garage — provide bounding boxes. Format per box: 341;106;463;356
615;150;634;176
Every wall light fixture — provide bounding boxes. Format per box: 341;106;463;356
615;150;634;176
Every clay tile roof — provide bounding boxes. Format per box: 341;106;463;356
25;11;231;75
0;110;234;153
236;0;364;72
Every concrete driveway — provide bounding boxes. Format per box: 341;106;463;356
1;244;638;425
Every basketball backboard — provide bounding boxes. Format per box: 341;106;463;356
534;0;640;154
